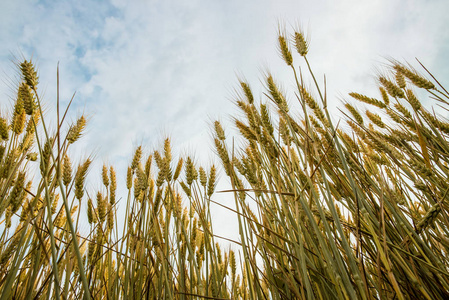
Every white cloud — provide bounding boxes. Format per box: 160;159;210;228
1;0;449;239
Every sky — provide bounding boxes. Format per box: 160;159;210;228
1;0;449;238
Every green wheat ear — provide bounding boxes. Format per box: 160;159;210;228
294;29;309;56
20;60;39;89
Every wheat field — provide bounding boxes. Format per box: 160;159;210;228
1;27;449;299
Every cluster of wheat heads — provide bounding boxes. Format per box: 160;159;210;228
0;62;239;299
211;28;449;299
1;28;449;299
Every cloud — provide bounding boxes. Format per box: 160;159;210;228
1;0;449;239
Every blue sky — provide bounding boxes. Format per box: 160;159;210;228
1;0;449;236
